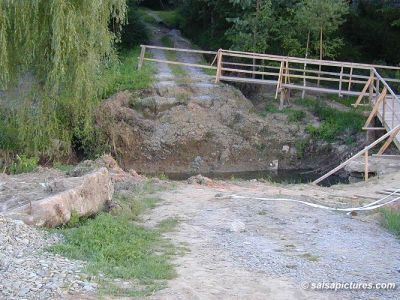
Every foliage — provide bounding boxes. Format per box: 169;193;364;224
294;0;349;59
49;214;177;296
226;0;273;53
0;0;127;162
381;208;400;237
103;47;154;98
119;4;149;49
303;101;364;141
8;155;39;175
50;179;178;296
157;10;184;28
262;104;305;122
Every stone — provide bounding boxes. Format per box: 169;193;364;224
229;220;246;233
7;168;113;227
282;145;290;153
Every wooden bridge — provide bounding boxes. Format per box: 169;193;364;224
138;45;400;184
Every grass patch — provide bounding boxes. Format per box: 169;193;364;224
8;155;39;174
49;179;179;297
329;95;357;107
262;104;305;122
156;10;184;28
301;253;319;262
160;35;187;78
49;214;177;296
381;208;400;237
139;8;158;24
299;98;364;141
157;217;180;233
103;47;154;97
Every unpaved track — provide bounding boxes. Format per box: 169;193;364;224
143;179;400;300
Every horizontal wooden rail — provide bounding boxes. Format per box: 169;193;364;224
143;57;217;70
142;44;217;55
221;49;400;71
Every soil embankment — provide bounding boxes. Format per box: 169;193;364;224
98;17;362;178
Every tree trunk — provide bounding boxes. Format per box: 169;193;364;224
302;31;311;99
317;27;323;89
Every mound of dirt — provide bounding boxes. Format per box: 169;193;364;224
98;84;307;174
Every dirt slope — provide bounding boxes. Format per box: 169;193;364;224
99;20;315;175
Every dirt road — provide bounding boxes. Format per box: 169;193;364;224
143;176;400;300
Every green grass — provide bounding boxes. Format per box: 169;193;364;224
262;104;306;122
381;208;400;237
8;155;39;174
156;10;184;29
49;179;179;297
49;214;177;296
139;8;158;24
329;95;357;107
298;98;364;141
160;35;187;78
103;47;154;97
301;253;320;262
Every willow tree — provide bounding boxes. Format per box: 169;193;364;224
0;0;127;161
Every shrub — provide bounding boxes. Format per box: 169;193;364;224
8;155;39;175
381;208;400;237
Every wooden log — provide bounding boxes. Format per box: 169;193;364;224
354;76;374;107
313;125;400;185
377;127;400;155
364;87;387;128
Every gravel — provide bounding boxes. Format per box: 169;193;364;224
0;215;96;299
206;196;400;300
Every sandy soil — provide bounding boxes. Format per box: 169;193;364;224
141;173;400;300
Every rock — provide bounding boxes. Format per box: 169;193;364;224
229;220;246;233
282;145;290;153
7;168;113;227
187;174;212;185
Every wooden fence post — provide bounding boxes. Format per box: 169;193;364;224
275;61;284;99
364;150;369;181
369;69;374;103
215;49;223;83
338;66;344;97
138;45;146;70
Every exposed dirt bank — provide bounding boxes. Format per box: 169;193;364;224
98;21;364;177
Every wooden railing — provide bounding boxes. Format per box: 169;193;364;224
313;125;400;185
138;44;400;185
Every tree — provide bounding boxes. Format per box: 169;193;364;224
295;0;349;60
226;0;273;54
0;0;127;160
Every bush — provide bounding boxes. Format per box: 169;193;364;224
381;208;400;237
9;155;39;175
119;7;149;50
288;110;306;122
158;10;184;28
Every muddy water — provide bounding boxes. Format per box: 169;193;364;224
145;169;348;187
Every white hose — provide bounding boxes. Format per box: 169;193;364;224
221;188;400;213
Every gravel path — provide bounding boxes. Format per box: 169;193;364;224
0;216;96;299
144;181;400;300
